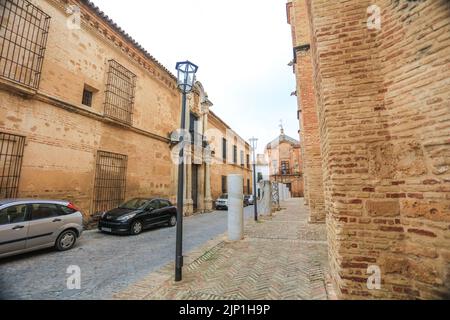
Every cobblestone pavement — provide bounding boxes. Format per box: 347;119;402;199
115;199;335;300
0;206;255;300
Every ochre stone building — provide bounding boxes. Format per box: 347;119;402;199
0;0;251;221
265;128;304;197
207;111;253;200
287;0;450;299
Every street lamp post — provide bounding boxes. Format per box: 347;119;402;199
175;61;198;282
249;137;258;222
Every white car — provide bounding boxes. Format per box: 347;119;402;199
215;194;228;210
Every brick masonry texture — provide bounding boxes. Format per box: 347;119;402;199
289;0;450;299
288;0;326;222
114;199;335;300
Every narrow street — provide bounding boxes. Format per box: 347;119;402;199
115;198;333;300
0;206;255;300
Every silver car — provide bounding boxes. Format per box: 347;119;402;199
0;199;83;259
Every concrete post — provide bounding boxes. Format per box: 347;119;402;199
258;181;272;216
279;183;285;202
228;174;244;241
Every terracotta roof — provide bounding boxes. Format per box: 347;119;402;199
80;0;176;80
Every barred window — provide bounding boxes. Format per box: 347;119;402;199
92;151;128;214
0;0;51;89
281;161;290;175
0;132;25;199
104;60;136;125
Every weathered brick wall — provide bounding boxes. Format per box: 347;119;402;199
288;0;326;222
305;0;450;299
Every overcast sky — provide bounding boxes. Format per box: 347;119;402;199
92;0;298;153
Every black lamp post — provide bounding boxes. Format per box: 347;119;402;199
175;60;198;282
249;137;258;222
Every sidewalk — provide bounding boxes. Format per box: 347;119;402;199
114;198;335;300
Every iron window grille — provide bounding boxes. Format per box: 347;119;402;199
104;60;136;125
0;132;25;199
92;151;128;215
0;0;51;89
280;161;291;175
233;145;237;164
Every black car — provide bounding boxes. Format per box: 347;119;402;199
98;198;177;235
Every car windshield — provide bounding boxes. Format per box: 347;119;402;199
119;198;150;210
219;194;228;200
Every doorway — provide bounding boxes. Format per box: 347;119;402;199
192;165;199;211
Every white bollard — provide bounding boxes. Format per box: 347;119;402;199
228;174;244;241
278;183;284;202
257;180;272;216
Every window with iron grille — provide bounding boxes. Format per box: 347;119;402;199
0;0;51;89
104;60;136;125
0;132;25;199
222;138;227;163
92;151;128;214
233;145;237;164
281;161;290;175
246;154;250;169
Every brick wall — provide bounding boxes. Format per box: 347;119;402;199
288;0;326;222
304;0;450;299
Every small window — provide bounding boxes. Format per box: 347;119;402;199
0;204;28;226
82;88;93;107
30;204;61;220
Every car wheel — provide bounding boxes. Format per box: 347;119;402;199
56;230;77;251
130;220;143;235
168;215;177;227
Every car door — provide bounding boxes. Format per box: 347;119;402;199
0;204;30;255
26;203;65;248
142;200;160;227
158;200;172;222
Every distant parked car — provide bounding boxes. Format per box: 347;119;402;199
245;195;255;206
98;198;177;235
215;194;228;210
0;199;84;259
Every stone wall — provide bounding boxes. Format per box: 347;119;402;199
303;0;450;299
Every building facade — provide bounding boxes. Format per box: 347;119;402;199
265;128;304;198
207;111;253;201
0;0;251;222
287;0;450;299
